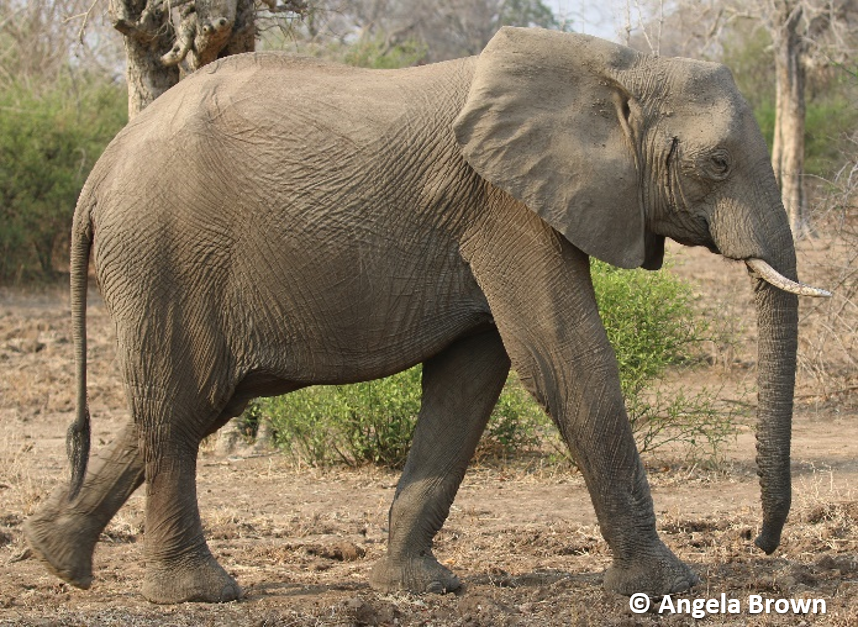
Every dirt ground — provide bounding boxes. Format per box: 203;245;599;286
0;236;856;626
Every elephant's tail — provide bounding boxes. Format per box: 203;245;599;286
66;201;93;501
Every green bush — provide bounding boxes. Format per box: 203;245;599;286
0;76;126;283
262;260;731;468
479;372;547;460
266;367;423;468
804;93;858;178
276;34;428;70
592;260;706;393
590;260;735;462
264;368;549;468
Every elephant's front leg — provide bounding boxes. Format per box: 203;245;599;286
371;330;510;594
566;351;699;595
141;430;240;604
463;219;698;597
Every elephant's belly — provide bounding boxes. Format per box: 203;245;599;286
236;258;494;386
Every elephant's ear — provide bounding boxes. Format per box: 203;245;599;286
454;27;653;269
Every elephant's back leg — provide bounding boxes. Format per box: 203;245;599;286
24;421;145;589
114;323;245;603
24;276;242;598
370;328;510;593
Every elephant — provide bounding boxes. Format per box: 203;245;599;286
24;27;830;605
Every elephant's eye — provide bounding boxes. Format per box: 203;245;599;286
709;150;731;180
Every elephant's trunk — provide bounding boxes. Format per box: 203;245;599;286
752;277;798;553
711;167;829;553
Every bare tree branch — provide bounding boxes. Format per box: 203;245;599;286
64;0;103;44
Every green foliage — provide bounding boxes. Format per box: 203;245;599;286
235;399;263;439
804;93;858;178
479;372;548;460
263;367;549;468
590;260;735;462
265;367;423;468
0;76;126;283
720;26;778;153
592;260;705;392
342;35;427;69
627;385;737;467
748;94;858;179
266;1;567;66
263;260;731;468
261;366;550;468
720;24;775;113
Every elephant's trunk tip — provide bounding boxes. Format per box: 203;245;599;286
755;477;791;556
755;524;783;555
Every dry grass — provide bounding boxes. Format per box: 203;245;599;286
796;150;858;408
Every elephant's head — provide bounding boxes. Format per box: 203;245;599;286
454;27;830;553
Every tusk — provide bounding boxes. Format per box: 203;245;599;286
745;259;832;297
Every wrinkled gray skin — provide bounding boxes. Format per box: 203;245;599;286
26;28;809;604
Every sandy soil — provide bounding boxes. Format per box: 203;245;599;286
0;238;855;626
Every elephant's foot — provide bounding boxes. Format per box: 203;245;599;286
370;552;461;594
143;557;241;604
603;541;699;596
24;496;97;589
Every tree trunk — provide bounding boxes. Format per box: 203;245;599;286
110;0;259;119
110;1;180;119
771;5;808;238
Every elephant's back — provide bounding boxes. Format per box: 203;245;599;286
89;52;477;204
86;51;479;239
132;52;476;142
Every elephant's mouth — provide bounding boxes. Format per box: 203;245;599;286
671;234;719;254
744;259;831;298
